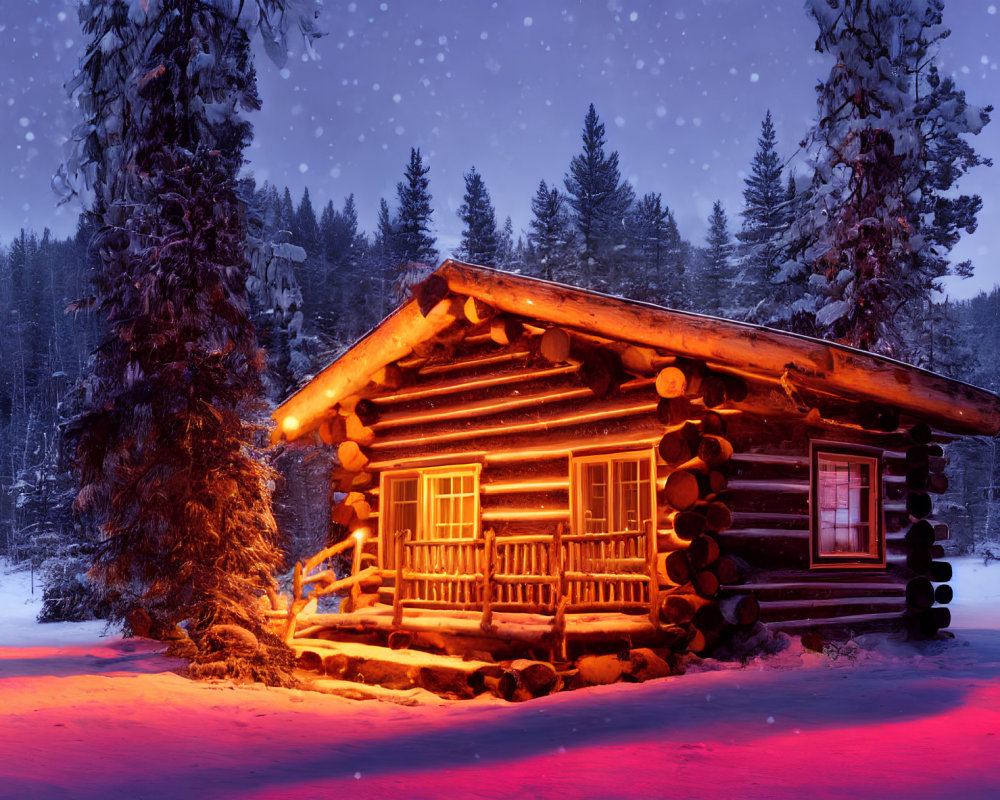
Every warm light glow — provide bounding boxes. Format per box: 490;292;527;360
282;415;300;433
353;528;368;541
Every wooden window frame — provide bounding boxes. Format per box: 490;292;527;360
378;464;482;566
809;441;885;569
570;448;657;535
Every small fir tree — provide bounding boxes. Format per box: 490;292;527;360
701;201;734;316
564;104;635;287
527;180;576;282
736;111;788;314
395;148;438;267
456;167;500;266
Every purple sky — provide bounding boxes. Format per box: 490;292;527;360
3;1;998;299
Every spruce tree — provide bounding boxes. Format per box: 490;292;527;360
496;216;517;271
702;201;734;316
456;167;500;266
564;104;635;287
736;110;787;313
395;148;438;266
294;186;321;258
527;179;576;282
626;192;672;302
775;0;990;353
60;0;321;683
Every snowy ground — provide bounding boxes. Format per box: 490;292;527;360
1;560;999;800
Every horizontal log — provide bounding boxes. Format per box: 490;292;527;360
373;385;591;430
730;581;905;594
480;508;570;522
481;478;570;494
418;348;532;378
730;512;810;526
729;453;808;467
376;362;580;405
766;611;906;631
726;479;809;493
760;596;907;611
367;426;663;472
761;598;907;622
370;397;658;451
716;528;809;539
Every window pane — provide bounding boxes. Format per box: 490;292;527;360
816;454;875;558
577;453;653;534
428;471;477;540
581;462;608;533
384;475;418;566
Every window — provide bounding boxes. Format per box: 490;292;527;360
571;450;656;534
380;465;481;566
810;442;884;568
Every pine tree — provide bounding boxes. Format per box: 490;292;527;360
775;0;990;353
702;201;734;316
456;167;500;266
564;104;635;287
294;186;320;258
527;179;576;282
395;148;438;267
626;192;672;302
496;216;516;271
736;111;787;314
59;0;322;683
279;187;296;234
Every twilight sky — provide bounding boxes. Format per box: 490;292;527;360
3;0;999;299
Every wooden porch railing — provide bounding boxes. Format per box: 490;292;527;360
391;524;659;629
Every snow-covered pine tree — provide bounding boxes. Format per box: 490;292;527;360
279;187;296;235
700;201;734;316
625;192;677;303
496;216;518;271
60;0;322;684
394;147;438;284
564;104;635;288
736;110;788;316
294;187;321;266
773;0;990;353
527;179;576;282
456;167;500;266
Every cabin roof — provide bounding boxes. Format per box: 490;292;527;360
272;260;1000;441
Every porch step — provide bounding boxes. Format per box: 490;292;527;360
292;637;500;700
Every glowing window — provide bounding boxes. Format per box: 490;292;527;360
380;465;481;566
571;450;655;534
810;443;884;567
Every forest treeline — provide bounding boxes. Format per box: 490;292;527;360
2;0;999;628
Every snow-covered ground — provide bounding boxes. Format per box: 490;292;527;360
1;559;999;800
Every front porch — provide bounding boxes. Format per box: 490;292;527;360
274;525;677;661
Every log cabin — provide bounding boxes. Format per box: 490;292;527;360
270;260;1000;667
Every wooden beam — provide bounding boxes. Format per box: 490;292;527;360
436;261;1000;435
370;398;658;450
374;362;579;404
417;348;533;376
